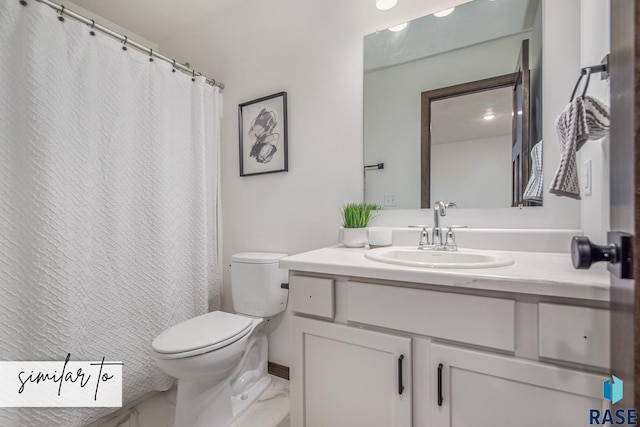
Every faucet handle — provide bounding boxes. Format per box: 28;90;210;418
444;225;467;251
409;225;431;249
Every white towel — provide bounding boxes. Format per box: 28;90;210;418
549;96;610;198
523;141;543;203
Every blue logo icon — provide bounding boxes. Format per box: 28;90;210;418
604;375;624;404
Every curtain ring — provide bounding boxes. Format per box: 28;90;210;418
192;69;196;82
122;35;128;51
19;0;27;7
89;19;96;36
57;5;65;22
149;49;154;62
172;59;176;73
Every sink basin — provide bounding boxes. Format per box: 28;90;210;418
365;247;514;269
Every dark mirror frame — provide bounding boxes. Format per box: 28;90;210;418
511;39;532;207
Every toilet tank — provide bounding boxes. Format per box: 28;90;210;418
231;252;289;317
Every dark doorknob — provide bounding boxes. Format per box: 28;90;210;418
571;236;618;269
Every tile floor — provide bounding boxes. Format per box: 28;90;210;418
93;376;289;427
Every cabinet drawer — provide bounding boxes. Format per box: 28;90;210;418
347;281;515;352
538;303;610;369
290;275;335;319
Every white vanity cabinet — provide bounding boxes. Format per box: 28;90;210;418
430;344;607;427
292;316;412;427
289;271;610;427
290;275;412;426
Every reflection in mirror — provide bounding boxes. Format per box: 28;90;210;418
425;76;516;208
364;0;542;209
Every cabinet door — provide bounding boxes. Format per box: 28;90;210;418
291;316;411;427
430;343;608;427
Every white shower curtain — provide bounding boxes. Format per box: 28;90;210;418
0;2;220;426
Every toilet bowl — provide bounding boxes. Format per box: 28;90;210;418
151;252;288;427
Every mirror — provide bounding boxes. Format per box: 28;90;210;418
364;0;542;209
424;74;519;208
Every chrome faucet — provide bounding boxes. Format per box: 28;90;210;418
432;201;447;247
410;201;458;250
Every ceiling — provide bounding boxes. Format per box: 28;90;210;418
431;86;513;144
70;0;519;144
67;0;237;44
364;0;537;72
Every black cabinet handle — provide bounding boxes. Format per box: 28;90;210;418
437;363;444;406
398;355;405;395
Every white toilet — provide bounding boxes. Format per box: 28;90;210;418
151;252;288;427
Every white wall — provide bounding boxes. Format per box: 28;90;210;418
39;0;604;370
579;0;610;244
432;135;512;208
62;0;158;50
157;0;588;367
159;0;466;367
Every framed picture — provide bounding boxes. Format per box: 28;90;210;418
238;92;288;176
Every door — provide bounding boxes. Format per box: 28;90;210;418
571;0;638;408
291;316;412;427
610;0;637;408
430;343;608;427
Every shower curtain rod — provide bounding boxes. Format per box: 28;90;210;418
31;0;225;90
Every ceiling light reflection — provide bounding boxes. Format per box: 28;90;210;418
434;7;455;17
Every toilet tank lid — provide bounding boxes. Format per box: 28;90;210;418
231;252;288;264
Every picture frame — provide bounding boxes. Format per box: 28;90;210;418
238;92;288;176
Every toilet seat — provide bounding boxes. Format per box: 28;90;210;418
152;311;254;359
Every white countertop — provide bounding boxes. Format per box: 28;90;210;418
280;246;611;302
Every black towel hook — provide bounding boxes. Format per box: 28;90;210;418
569;54;610;102
570;67;593;102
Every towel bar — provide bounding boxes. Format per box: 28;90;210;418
570;54;610;101
364;163;384;170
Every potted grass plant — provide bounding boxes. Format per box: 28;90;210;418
341;203;382;248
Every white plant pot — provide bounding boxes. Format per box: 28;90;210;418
342;227;368;248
